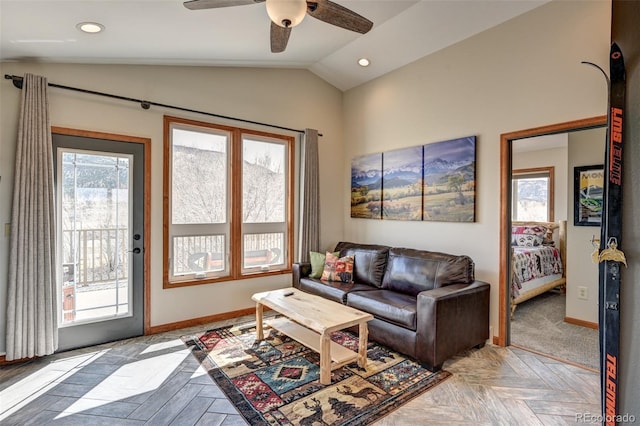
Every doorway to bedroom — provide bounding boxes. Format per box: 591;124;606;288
499;117;605;371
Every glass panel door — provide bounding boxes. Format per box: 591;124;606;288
58;149;132;324
54;133;145;352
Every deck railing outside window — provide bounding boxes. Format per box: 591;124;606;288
62;228;129;286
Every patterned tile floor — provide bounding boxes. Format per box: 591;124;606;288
0;314;600;425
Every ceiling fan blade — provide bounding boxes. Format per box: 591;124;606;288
270;22;291;53
183;0;264;10
307;0;373;34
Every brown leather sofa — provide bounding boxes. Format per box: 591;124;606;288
292;242;490;371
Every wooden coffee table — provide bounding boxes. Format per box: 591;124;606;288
252;288;373;385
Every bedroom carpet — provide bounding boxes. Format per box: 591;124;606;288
511;291;599;371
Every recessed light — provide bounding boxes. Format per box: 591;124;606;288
358;58;370;67
76;22;105;34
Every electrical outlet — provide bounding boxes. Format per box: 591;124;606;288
578;286;588;300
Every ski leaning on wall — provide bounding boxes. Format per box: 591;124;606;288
598;42;626;426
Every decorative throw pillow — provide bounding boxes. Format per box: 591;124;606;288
512;225;547;247
309;251;338;279
320;252;354;283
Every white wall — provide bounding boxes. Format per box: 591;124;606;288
566;127;606;324
0;63;344;354
342;0;611;339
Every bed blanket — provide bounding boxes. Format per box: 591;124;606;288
512;246;563;297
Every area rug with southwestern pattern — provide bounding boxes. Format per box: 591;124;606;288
182;321;451;426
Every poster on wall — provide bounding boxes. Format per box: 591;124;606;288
350;153;383;219
381;146;424;220
574;164;603;226
422;136;476;222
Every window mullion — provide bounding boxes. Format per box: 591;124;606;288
286;136;295;270
243;223;285;233
170;224;226;236
230;129;243;279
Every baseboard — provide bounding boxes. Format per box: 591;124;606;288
0;355;34;366
564;316;599;330
146;307;259;335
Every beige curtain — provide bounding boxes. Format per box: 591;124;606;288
5;74;58;361
298;129;320;262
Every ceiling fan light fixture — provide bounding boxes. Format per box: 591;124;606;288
266;0;307;28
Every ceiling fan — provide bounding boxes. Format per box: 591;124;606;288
183;0;374;53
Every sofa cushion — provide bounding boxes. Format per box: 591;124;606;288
309;251;338;278
381;248;474;296
346;290;417;330
320;252;354;283
309;251;325;278
298;277;376;304
334;242;390;288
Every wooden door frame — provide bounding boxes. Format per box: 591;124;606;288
497;116;606;347
51;126;152;335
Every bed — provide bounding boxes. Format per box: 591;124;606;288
511;220;567;319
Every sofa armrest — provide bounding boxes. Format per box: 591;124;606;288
416;280;490;369
420;280;489;302
292;262;312;289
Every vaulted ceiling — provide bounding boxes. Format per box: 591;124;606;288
0;0;549;91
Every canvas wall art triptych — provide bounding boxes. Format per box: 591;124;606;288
351;136;476;222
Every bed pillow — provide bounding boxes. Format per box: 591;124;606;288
512;225;547;247
321;252;354;283
309;251;339;278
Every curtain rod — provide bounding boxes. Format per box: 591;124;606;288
4;74;318;136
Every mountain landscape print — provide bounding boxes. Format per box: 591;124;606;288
351;152;382;219
350;136;476;222
382;146;424;220
422;136;476;222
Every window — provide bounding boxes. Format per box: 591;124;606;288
163;116;294;287
511;167;554;222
